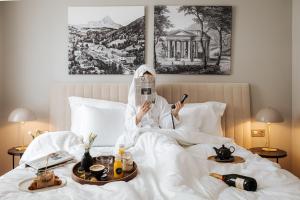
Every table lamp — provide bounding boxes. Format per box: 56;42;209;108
255;107;284;151
8;108;36;151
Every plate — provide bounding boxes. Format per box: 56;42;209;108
18;177;67;193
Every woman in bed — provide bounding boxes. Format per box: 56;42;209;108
118;65;184;147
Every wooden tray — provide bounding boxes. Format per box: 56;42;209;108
207;155;245;163
72;156;138;185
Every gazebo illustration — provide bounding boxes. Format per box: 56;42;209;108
165;29;210;64
154;5;232;74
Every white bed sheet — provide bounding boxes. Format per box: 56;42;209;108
0;130;300;200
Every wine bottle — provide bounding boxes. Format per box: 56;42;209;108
209;173;257;191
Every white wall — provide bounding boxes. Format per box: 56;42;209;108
0;0;293;175
0;4;3;120
292;0;300;177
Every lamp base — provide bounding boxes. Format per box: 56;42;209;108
262;147;277;152
15;146;27;151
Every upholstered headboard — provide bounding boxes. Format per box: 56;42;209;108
49;83;251;148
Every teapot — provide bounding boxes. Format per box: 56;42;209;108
213;144;235;160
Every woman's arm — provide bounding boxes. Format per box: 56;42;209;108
125;101;151;131
172;102;184;120
159;97;184;129
135;101;151;125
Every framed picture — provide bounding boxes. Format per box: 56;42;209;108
68;6;145;75
154;6;232;74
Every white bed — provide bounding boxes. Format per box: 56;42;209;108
0;82;299;200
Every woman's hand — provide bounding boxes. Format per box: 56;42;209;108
172;102;184;120
135;101;151;125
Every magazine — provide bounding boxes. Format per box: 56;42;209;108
135;76;156;106
25;151;75;171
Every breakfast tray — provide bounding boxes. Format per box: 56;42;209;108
72;156;138;186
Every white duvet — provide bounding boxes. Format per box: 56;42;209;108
0;130;300;200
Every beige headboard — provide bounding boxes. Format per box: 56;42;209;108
49;82;251;148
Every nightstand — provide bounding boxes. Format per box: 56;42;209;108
249;147;287;163
7;147;26;169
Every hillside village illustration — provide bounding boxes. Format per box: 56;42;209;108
68;7;145;74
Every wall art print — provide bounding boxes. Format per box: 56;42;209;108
68;6;145;75
154;6;232;74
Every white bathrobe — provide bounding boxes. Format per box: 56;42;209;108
118;65;180;147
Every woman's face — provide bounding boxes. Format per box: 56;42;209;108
143;73;154;80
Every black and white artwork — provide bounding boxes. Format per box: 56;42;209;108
154;6;232;74
68;7;145;75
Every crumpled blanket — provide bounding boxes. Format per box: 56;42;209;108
0;129;299;200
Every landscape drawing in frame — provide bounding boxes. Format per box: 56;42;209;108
154;6;232;74
68;6;145;75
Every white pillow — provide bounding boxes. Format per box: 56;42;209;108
177;102;226;136
79;105;126;146
69;96;126;146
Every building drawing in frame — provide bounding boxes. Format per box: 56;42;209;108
68;6;145;75
154;6;232;74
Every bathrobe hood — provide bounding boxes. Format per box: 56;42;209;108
128;64;156;106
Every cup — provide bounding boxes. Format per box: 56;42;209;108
89;164;108;180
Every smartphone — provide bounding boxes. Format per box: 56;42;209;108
171;94;188;109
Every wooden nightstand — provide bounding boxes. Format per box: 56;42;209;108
249;147;287;163
7;147;26;169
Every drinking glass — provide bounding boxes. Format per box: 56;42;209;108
96;151;114;174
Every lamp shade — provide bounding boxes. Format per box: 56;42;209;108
8;108;36;122
255;107;284;123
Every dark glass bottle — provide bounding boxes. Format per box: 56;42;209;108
209;173;257;191
80;149;93;172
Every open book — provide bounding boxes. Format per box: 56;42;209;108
25;151;75;171
135;76;156;106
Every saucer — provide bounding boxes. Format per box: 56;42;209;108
207;155;245;163
214;156;234;162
